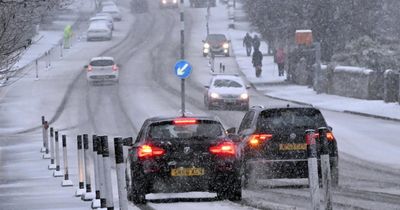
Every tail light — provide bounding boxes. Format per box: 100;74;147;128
87;65;93;72
112;64;118;72
314;131;335;142
137;145;165;159
248;133;273;147
209;141;236;156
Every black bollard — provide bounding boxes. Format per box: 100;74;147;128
53;131;63;177
75;135;85;196
61;135;73;187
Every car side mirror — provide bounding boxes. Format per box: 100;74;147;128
227;127;236;134
202;40;205;43
246;85;251;89
204;85;210;88
84;65;88;69
123;137;133;146
328;126;333;131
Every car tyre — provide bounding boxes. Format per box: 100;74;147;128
225;52;230;57
130;170;147;204
203;52;208;57
216;172;242;201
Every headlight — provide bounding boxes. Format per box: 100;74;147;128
204;43;210;48
173;0;177;3
162;0;167;4
210;92;219;99
240;93;248;100
223;43;229;49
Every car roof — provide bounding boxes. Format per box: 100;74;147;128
90;56;114;61
212;74;244;83
90;16;111;21
250;104;316;112
145;115;222;124
102;5;120;12
96;12;113;17
207;34;227;39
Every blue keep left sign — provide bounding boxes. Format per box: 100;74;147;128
174;60;192;79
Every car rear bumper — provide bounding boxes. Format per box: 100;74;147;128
87;34;112;41
87;74;118;82
246;157;338;179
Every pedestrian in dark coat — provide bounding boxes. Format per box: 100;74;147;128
243;32;253;56
252;35;261;51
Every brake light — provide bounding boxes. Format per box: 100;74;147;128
326;132;334;141
112;64;118;71
137;145;165;159
248;134;272;146
173;118;197;125
315;132;335;142
209;142;236;156
87;65;93;72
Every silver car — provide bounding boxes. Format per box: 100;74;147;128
85;57;119;84
90;16;113;31
102;5;122;21
204;74;250;110
87;22;112;41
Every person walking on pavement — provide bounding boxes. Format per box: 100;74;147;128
275;47;285;76
252;34;261;51
63;25;73;49
252;48;263;78
243;32;253;56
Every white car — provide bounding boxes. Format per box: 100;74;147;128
159;0;178;8
102;5;122;21
204;74;250;110
90;16;113;31
87;22;112;41
85;57;119;84
101;0;116;7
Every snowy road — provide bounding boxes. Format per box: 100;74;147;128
1;0;400;209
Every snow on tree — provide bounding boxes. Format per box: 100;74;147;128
0;0;73;77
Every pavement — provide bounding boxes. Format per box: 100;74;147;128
224;1;400;122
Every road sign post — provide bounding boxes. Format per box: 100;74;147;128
174;60;192;116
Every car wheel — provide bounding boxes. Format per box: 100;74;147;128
331;160;339;188
242;103;249;111
130;170;147;204
203;52;208;57
125;169;133;201
216;172;242;201
225;52;230;57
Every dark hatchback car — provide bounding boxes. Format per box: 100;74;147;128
234;105;339;186
125;116;242;204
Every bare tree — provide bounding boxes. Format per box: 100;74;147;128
0;0;73;78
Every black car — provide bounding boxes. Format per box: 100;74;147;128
234;105;339;186
125;116;242;204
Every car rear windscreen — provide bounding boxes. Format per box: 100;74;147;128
148;120;225;140
90;59;114;66
257;108;326;132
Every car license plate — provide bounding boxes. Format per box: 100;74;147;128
171;167;205;177
279;143;307;151
224;99;236;103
